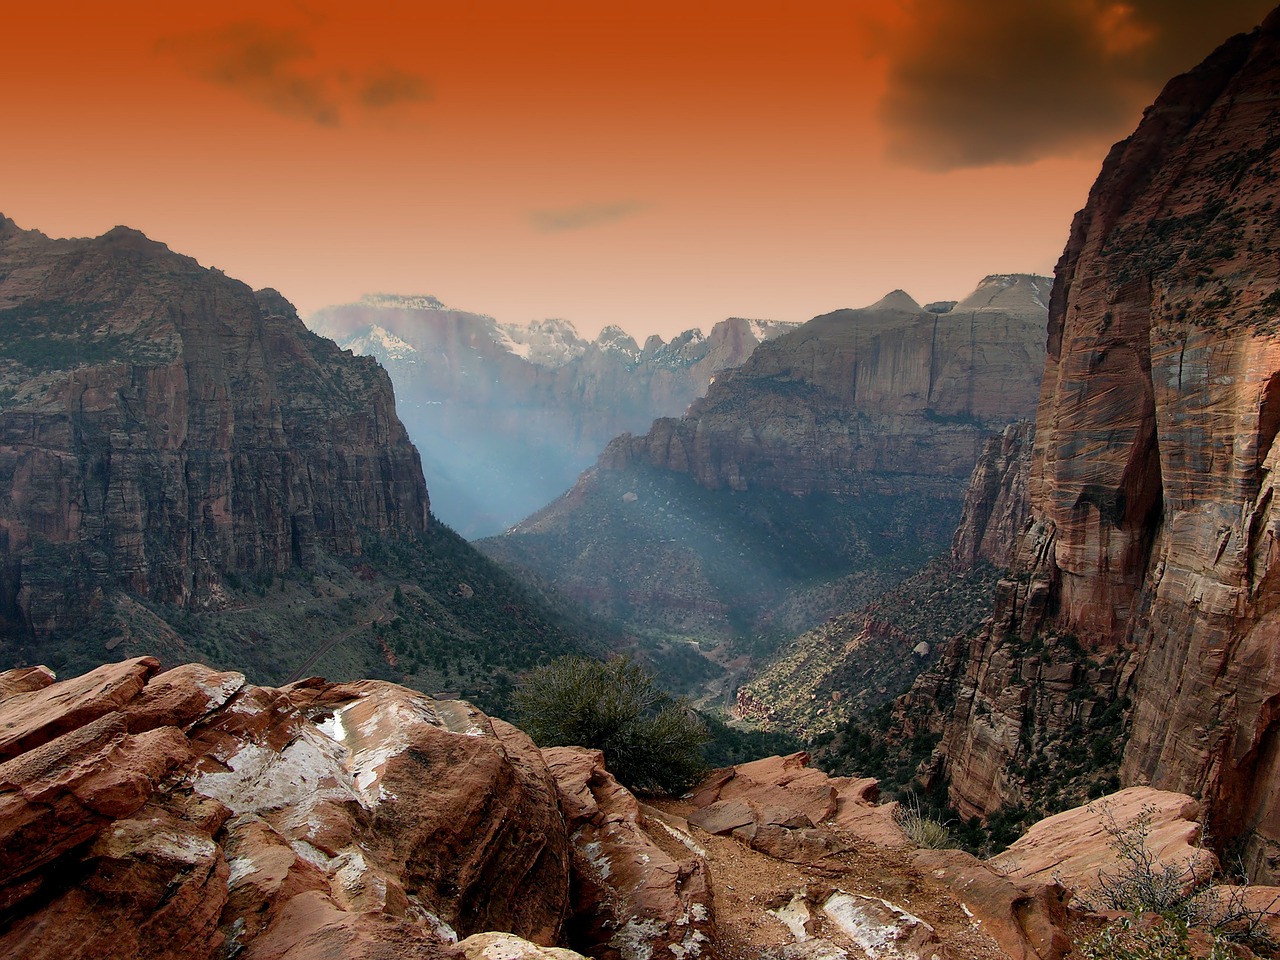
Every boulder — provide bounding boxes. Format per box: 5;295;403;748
543;746;714;960
987;787;1216;897
689;754;907;849
0;662;574;958
912;849;1071;960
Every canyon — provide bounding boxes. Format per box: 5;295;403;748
0;218;595;705
479;277;1048;688
309;296;796;538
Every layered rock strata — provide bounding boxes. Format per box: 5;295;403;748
907;8;1280;880
0;218;427;637
601;276;1049;499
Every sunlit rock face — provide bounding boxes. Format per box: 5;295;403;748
0;658;570;959
309;295;798;537
920;8;1280;879
0;219;428;638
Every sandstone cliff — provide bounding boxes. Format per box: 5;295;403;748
0;220;598;706
950;422;1036;570
309;295;795;537
0;218;427;639
901;8;1280;880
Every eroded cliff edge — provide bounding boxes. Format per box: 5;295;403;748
910;9;1280;880
0;219;428;638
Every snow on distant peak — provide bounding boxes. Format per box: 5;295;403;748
345;324;418;362
746;319;799;341
594;324;641;358
359;293;449;311
496;318;589;367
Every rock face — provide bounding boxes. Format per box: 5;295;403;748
480;278;1047;661
0;658;571;959
542;747;715;960
309;295;796;537
600;277;1049;499
901;8;1280;879
0;218;428;639
988;787;1215;897
951;422;1035;570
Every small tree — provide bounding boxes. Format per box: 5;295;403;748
515;655;708;794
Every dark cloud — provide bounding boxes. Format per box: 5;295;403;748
158;22;341;125
530;201;651;233
359;69;432;109
158;22;431;126
880;0;1275;170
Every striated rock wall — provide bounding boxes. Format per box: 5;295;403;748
0;219;428;637
951;422;1035;569
601;277;1048;499
916;8;1280;879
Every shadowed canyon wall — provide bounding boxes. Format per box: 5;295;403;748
910;9;1280;879
0;218;428;639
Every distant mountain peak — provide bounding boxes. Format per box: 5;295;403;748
956;274;1052;312
868;290;922;313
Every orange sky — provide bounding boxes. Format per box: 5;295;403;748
2;1;1273;338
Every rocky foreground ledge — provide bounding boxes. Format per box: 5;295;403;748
2;659;1276;960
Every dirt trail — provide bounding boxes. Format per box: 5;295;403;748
647;798;1010;960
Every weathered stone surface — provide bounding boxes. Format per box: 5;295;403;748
0;656;159;760
688;752;907;850
892;9;1280;877
912;849;1071;960
951;421;1035;569
0;662;572;958
988;788;1215;896
0;664;55;702
457;932;588;960
770;889;949;960
0;218;428;640
543;746;714;960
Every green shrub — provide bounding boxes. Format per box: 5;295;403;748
1076;802;1276;955
515;655;708;795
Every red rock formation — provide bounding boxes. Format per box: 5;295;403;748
686;752;908;851
0;658;570;958
912;7;1280;880
988;787;1215;897
543;747;715;960
911;850;1071;960
0;218;428;638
